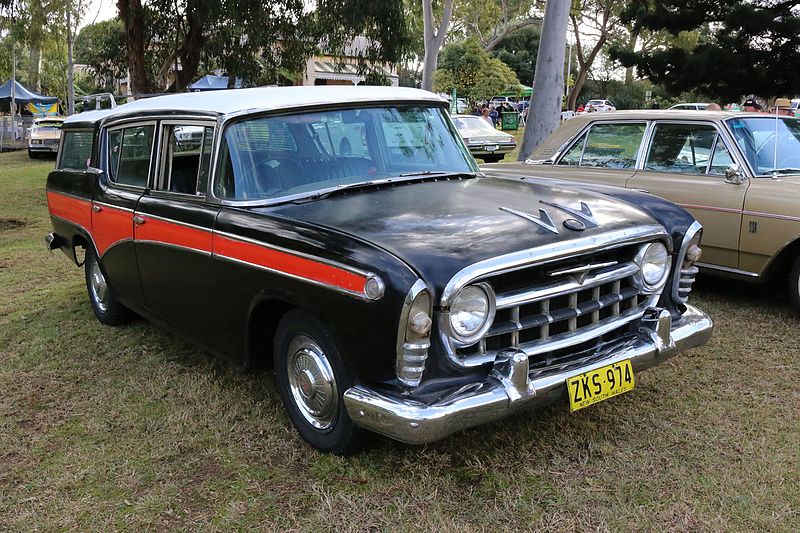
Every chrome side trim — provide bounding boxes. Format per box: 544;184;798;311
132;239;212;257
94;201;134;213
213;254;371;301
213;230;373;279
695;262;760;278
344;304;713;445
136;211;213;233
440;225;668;307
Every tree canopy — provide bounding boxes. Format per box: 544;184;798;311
432;38;520;102
489;26;539;86
612;0;800;100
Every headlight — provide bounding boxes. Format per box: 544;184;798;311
448;283;496;345
634;242;670;291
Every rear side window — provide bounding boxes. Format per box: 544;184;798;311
58;130;94;170
558;123;646;169
108;124;155;188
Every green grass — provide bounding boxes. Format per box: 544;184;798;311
1;149;799;531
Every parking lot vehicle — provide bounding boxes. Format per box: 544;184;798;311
451;114;517;162
584;99;616;112
490;110;800;310
490;96;519;110
669;103;711;111
28;116;65;158
45;87;712;453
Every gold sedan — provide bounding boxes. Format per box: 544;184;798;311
486;110;800;310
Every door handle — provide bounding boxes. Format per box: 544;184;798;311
91;204;102;212
133;215;146;225
633;188;649;194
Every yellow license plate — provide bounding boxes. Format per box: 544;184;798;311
566;360;635;412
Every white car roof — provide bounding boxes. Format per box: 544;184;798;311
64;86;446;126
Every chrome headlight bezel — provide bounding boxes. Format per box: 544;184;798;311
445;282;496;347
633;242;671;293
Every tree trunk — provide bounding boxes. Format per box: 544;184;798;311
518;0;570;160
624;29;638;85
118;0;150;96
421;0;454;91
567;35;606;111
174;11;205;92
67;7;74;115
28;47;42;92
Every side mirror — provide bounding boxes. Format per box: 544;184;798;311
724;163;747;185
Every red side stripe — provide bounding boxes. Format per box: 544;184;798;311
47;191;92;230
93;204;132;256
213;234;368;294
136;216;212;254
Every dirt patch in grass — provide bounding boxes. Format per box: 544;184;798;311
0;217;27;230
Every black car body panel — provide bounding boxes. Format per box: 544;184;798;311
44;86;713;447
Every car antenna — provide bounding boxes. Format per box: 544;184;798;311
772;102;780;180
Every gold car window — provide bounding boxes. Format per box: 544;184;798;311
645;124;717;175
571;123;646;169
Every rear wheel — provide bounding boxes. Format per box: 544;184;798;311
273;310;359;454
85;247;133;325
789;255;800;311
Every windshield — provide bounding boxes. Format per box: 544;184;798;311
728;117;800;175
32;121;63;133
214;105;477;201
452;116;501;136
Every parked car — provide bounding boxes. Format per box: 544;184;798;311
45;87;712;453
490;96;519;110
584;99;616;112
451;114;517;162
488;110;800;310
28;116;65;159
669;103;711;111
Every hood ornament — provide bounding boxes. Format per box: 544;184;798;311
499;206;559;234
541;201;599;229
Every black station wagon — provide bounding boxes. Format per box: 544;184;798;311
46;86;713;453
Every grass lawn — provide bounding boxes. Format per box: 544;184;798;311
1;149;798;531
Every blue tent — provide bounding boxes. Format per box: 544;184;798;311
0;79;59;103
188;75;242;91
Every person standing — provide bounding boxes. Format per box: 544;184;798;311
489;106;499;128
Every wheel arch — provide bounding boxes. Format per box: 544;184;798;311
762;235;800;283
244;296;296;371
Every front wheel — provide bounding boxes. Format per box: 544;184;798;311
85;247;133;325
789;255;800;311
273;310;360;454
28;150;39;159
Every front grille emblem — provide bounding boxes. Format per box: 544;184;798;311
547;260;619;284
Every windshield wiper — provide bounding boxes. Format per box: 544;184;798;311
771;167;800;174
398;170;479;178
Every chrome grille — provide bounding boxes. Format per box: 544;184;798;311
453;243;662;367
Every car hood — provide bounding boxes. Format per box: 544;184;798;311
264;175;664;295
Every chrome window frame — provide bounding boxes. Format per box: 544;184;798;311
56;127;95;172
553;119;650;170
103;119;160;192
156;119;217;197
640;119;748;178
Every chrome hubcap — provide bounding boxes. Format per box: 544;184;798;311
287;335;338;430
89;261;110;313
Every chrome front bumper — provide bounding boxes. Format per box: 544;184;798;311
344;304;713;444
